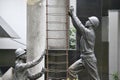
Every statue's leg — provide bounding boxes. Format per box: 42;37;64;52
83;57;100;80
68;59;85;79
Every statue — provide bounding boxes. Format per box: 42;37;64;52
68;6;100;80
13;48;46;80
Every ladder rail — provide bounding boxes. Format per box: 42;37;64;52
65;0;70;79
46;0;49;80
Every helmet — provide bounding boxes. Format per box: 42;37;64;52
88;16;99;28
15;48;26;58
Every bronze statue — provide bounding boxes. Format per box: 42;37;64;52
13;48;46;80
68;6;100;80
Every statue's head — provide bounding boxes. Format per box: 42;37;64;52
15;48;26;59
88;16;100;28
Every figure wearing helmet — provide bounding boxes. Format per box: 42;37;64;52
88;16;99;28
68;6;100;80
14;48;46;80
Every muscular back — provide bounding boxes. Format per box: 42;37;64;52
14;63;29;80
80;28;95;53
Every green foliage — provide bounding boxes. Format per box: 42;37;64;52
112;72;120;80
69;27;76;49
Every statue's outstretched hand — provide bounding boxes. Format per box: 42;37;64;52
39;50;46;60
70;6;74;12
41;50;46;56
68;6;74;17
41;68;47;73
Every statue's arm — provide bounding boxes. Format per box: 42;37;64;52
69;6;87;34
27;68;46;80
16;51;46;70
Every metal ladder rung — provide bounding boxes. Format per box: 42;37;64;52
47;13;66;16
48;69;67;72
47;30;67;31
47;5;66;8
46;13;68;16
47;38;66;39
47;21;66;24
48;77;67;80
48;49;69;52
47;53;67;56
48;61;68;64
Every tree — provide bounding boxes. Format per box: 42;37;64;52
69;26;76;49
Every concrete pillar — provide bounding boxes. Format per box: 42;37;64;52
27;0;46;80
118;11;120;79
109;10;120;80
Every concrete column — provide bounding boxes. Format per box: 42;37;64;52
118;11;120;79
109;10;120;80
27;0;46;80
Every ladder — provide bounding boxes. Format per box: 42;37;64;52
46;0;69;80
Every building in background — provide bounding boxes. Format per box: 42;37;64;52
0;0;26;44
0;16;26;77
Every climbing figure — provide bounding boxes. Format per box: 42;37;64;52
14;48;46;80
68;6;100;80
